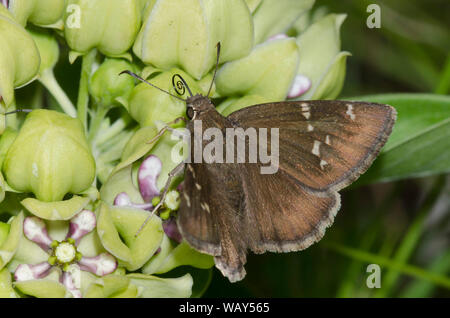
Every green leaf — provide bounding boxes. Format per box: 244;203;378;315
325;242;450;290
353;93;450;184
400;251;450;298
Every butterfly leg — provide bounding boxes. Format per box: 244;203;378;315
146;117;187;145
135;162;186;236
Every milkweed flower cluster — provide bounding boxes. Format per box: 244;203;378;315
0;0;348;297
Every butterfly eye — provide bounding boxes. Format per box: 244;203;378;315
186;107;195;120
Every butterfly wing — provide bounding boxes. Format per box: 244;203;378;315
227;100;395;260
177;100;396;282
177;162;249;281
227;100;396;192
240;164;340;255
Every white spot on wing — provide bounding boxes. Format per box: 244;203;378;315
183;192;191;207
312;140;321;157
325;135;331;145
307;124;314;132
201;202;210;213
187;164;195;177
346;104;356;120
320;160;328;170
301;103;311;119
195;183;202;190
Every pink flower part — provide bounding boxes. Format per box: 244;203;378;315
287;74;311;99
61;269;82;298
114;192;153;210
23;217;53;251
138;155;162;202
1;0;8;9
163;218;183;243
14;262;52;282
268;33;289;42
66;210;96;244
114;192;132;206
78;253;117;276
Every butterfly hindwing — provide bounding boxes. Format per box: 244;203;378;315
240;164;340;255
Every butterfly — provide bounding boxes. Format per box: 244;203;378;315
121;43;396;282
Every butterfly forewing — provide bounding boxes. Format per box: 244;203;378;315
228;100;396;192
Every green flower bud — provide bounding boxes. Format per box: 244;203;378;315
64;0;141;57
294;14;350;100
0;6;40;111
252;0;314;43
128;69;201;127
216;38;300;102
133;0;253;79
89;59;135;108
3;110;96;202
27;27;59;74
8;0;66;28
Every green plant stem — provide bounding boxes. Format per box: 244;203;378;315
39;69;77;117
77;49;97;130
95;117;129;146
88;105;109;144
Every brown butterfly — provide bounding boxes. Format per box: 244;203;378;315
121;43;396;282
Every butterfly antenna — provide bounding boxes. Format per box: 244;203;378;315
172;74;193;98
4;109;33;115
119;70;186;102
207;42;221;98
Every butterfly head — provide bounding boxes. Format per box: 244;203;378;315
186;94;214;120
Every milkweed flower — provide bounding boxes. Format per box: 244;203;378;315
13;211;117;298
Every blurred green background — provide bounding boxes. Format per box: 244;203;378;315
203;0;450;297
